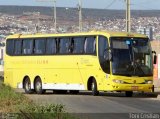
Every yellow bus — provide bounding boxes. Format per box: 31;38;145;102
4;31;156;97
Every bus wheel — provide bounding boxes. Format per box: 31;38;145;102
24;77;32;94
152;85;154;92
125;91;133;97
91;79;99;96
35;77;45;94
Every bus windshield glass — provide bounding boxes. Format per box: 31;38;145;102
111;37;153;76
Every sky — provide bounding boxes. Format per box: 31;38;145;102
0;0;159;10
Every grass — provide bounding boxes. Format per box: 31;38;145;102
0;81;32;113
0;81;77;119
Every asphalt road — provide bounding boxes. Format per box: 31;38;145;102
22;91;160;119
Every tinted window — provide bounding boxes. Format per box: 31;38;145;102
14;40;22;55
98;36;108;58
6;39;14;55
22;39;33;55
59;38;71;54
46;38;57;54
34;39;46;54
98;36;110;73
84;37;96;54
73;37;85;54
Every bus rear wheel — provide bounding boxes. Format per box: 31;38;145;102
91;79;99;96
24;77;32;94
125;91;133;97
35;77;45;94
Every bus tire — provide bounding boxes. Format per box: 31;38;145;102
152;85;154;92
125;91;133;97
91;79;99;96
24;77;32;94
34;77;45;94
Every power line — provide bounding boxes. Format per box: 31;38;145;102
128;0;158;10
105;0;117;9
136;0;155;5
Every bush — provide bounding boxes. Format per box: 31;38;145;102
18;104;70;119
0;82;31;113
0;82;77;119
18;104;77;119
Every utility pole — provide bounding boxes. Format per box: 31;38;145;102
78;0;82;32
35;12;40;33
36;0;57;32
126;0;131;32
53;0;57;32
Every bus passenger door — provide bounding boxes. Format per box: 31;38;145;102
70;56;85;90
74;36;97;90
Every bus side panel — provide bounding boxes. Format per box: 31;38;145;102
44;69;58;84
53;56;85;90
4;70;14;88
39;56;85;90
77;55;104;91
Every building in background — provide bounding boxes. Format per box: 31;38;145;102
137;27;153;40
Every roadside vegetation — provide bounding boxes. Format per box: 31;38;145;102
0;80;76;119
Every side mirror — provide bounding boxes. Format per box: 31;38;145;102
152;51;157;64
108;52;112;61
104;49;112;61
153;55;157;64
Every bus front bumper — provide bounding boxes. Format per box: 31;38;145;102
107;83;153;92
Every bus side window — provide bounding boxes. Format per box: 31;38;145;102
22;39;33;55
73;37;85;54
6;39;14;55
34;38;46;55
69;38;74;53
46;38;57;54
98;36;110;73
14;40;22;55
93;39;96;53
84;37;96;54
56;39;60;53
59;37;71;54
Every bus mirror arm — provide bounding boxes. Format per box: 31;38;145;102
152;51;157;64
108;47;113;61
108;52;112;61
152;51;156;55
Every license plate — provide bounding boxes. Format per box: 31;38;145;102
132;86;138;91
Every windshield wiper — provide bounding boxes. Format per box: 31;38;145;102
134;61;145;76
126;62;145;77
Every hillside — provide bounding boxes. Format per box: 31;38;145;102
0;5;160;20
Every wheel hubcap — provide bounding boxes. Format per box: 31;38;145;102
36;82;41;91
91;82;94;90
26;82;31;91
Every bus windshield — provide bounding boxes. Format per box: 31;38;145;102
111;37;153;77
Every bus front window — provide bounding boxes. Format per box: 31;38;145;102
111;37;153;77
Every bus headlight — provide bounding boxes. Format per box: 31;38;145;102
113;79;124;84
145;80;153;84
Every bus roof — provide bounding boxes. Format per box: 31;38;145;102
6;30;148;39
